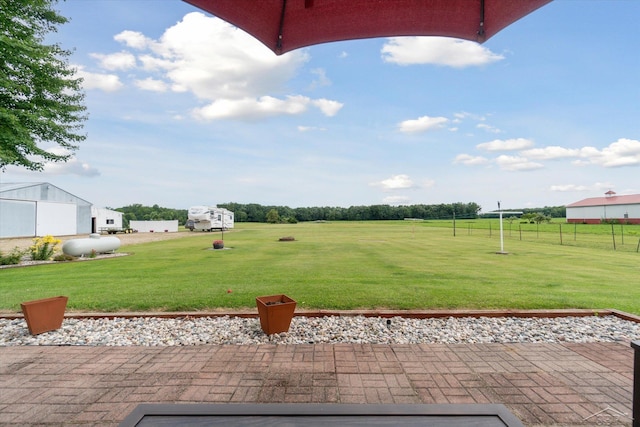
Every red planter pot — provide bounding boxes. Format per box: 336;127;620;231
20;296;68;335
256;294;296;335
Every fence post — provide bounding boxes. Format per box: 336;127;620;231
631;341;640;427
559;223;563;245
611;223;616;250
452;212;456;237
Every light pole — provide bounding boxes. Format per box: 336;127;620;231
498;201;504;253
489;202;522;255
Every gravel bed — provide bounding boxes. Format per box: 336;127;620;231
2;315;639;346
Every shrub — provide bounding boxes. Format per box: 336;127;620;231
601;218;619;225
0;247;25;265
53;253;76;262
29;235;62;261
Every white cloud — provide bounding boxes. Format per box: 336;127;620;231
453;111;486;122
309;68;331;89
192;95;340;120
457;138;640;172
137;54;173;72
90;51;136;71
523;138;640;167
476;123;502;134
381;37;504;67
372;174;415;191
477;138;534;152
312;99;343;117
583;138;640;167
549;184;590;192
398;115;448;133
521;146;579;159
114;30;152;50
453;154;489;166
74;65;123;92
383;195;411;205
550;182;613;192
298;126;326;132
150;13;308;100
40;148;100;177
103;12;343;121
495;155;544;171
135;77;169;92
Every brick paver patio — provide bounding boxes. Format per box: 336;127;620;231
0;342;635;426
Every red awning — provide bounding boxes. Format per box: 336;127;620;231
183;0;552;55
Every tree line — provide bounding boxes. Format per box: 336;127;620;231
115;202;481;226
521;206;566;218
113;204;188;228
220;202;483;223
114;202;566;226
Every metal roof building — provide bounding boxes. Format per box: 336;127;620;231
0;182;92;238
566;191;640;224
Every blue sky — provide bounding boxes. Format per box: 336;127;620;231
2;0;639;212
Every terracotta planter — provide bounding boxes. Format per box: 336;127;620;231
256;294;296;335
20;296;68;335
213;241;224;249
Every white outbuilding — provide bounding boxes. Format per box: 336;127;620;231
129;220;179;233
0;182;92;238
566;191;640;224
91;207;124;233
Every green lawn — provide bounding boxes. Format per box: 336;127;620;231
1;221;639;314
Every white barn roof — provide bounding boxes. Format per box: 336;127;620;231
0;182;91;205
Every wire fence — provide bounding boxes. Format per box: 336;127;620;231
447;220;640;253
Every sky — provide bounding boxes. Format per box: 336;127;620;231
2;0;639;213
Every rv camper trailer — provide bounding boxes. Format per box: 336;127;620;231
187;206;234;231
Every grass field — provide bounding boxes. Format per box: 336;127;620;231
1;221;639;314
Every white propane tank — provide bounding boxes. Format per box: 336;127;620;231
62;234;121;257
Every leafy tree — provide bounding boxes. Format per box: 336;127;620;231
116;204;188;225
533;213;551;224
521;205;566;218
266;209;280;224
245;203;266;222
0;0;86;171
